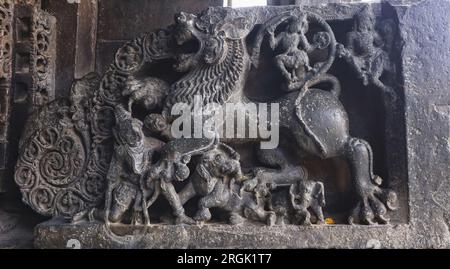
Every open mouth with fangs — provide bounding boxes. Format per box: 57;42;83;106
173;33;201;72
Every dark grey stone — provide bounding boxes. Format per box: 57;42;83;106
10;0;450;249
36;219;413;249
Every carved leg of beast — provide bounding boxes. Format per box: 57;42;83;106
131;191;144;225
345;138;398;225
311;203;325;224
178;181;197;206
109;182;139;224
104;182;116;226
159;180;195;224
194;181;228;222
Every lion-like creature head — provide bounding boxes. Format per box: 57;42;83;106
172;8;253;68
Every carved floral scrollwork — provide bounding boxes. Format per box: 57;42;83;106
31;9;56;106
115;39;145;73
15;101;87;216
14;25;175;217
143;29;174;61
0;0;13;79
0;0;13;157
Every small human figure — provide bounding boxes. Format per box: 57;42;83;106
268;14;314;84
337;6;396;102
289;180;325;225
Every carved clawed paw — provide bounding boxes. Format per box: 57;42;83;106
349;178;398;225
194;208;212;222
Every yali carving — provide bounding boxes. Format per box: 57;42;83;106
15;6;399;226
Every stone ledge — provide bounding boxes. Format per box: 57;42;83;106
34;219;411;249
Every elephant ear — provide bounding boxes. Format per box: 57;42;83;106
217;17;254;40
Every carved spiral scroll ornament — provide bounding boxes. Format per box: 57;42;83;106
14;27;176;218
14;101;97;217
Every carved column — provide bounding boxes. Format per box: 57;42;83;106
0;1;56;192
0;0;14;192
14;3;56;109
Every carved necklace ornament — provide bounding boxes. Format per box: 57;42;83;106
15;6;399;226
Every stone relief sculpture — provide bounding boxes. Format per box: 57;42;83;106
14;6;400;230
0;0;13;193
269;14;315;86
104;106;164;225
337;5;397;104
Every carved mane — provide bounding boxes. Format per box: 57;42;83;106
164;39;246;111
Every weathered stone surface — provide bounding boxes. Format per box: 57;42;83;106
394;0;450;248
36;219;413;249
30;0;450;249
2;0;448;249
0;0;14;193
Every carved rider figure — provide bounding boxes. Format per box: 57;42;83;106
268;14;314;86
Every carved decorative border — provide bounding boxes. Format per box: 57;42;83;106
30;7;56;106
0;0;14;191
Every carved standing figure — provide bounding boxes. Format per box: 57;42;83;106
337;6;397;102
289;180;325;225
104;106;164;225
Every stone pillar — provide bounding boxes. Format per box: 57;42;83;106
0;0;14;192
